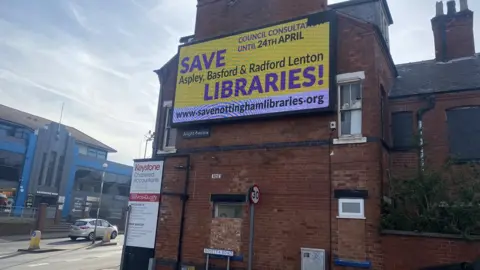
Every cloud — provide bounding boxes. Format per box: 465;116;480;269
0;0;478;166
0;0;196;164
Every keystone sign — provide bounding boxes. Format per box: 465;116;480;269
126;160;164;249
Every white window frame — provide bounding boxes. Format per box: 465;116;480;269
334;71;367;145
337;198;365;220
214;203;244;219
158;101;177;154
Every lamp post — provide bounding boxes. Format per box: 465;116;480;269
92;162;108;244
143;130;155;159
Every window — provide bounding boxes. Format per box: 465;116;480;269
74;168;102;193
0;124;14;137
0;150;24;182
381;87;389;142
338;198;365;219
340;83;362;136
162;102;177;151
45;151;57;186
378;11;390;47
392;112;414;149
80;145;107;160
97;151;107;160
55;156;65;188
37;153;47;185
74;221;87;226
214;203;243;218
78;145;88;155
335;72;366;144
87;148;97;157
446;107;480;160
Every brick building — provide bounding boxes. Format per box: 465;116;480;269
151;0;479;269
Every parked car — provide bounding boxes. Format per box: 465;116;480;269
69;218;118;241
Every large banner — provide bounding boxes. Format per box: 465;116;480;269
126;160;163;249
173;12;335;125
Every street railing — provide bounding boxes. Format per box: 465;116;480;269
0;206;38;218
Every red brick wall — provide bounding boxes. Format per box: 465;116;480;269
154;6;395;270
195;0;327;40
156;144;384;269
431;10;475;62
383;233;480;269
389;90;480;176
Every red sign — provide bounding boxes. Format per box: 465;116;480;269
249;185;260;204
129;193;161;202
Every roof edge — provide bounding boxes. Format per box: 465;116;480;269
76;140;117;153
336;12;398;77
0;118;35;132
329;0;393;24
389;87;480;99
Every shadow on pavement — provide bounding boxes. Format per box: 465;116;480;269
46;239;90;246
0;253;22;260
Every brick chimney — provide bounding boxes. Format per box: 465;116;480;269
195;0;327;40
431;0;475;62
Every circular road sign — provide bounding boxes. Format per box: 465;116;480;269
249;185;260;204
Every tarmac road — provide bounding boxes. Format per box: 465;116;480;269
0;236;124;270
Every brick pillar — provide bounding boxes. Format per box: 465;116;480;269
54;205;62;224
36;203;48;232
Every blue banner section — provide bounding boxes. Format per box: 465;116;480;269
62;143;133;217
76;155;132;175
14;132;36;211
62;144;80;217
334;259;371;269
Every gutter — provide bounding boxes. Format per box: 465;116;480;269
417;96;436;171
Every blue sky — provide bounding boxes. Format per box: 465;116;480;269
0;0;478;164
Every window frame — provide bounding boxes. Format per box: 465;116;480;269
334;72;367;145
213;202;244;219
160;101;177;153
446;106;480;161
391;111;415;150
337;198;365;220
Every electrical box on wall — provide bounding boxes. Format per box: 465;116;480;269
301;248;326;270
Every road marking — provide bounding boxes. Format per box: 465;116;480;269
65;258;83;262
92;250;122;258
28;263;49;267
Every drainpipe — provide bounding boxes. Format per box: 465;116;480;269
417;96;436;171
328;130;334;267
175;155;191;270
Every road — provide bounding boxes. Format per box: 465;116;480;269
0;236;124;270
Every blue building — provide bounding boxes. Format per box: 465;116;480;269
0;104;132;221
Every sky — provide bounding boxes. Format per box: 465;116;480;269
0;0;478;165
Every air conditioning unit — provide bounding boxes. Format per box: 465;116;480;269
301;248;326;270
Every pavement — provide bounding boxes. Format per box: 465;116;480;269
0;233;69;243
0;236;124;270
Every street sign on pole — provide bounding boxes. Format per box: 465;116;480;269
247;184;260;270
249;185;260;205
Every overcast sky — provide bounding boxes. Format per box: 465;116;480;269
0;0;478;165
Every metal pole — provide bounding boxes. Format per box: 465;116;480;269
227;257;230;270
144;140;149;159
120;205;131;270
92;170;106;244
147;257;155;270
205;254;209;270
247;203;255;270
